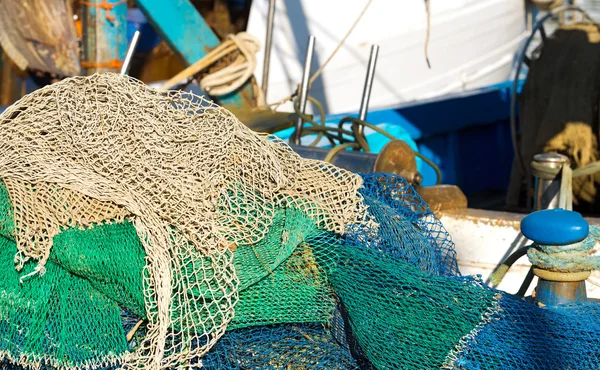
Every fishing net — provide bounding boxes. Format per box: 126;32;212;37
0;73;369;369
0;73;599;369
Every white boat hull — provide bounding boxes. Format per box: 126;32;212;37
247;0;526;114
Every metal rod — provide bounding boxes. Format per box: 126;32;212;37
261;0;276;99
532;153;570;210
357;44;379;138
120;30;141;75
292;35;315;145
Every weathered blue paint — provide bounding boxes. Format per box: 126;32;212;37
521;209;589;246
135;0;219;63
135;0;250;107
536;279;587;306
83;0;127;74
110;1;128;65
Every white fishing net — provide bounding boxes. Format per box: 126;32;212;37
0;73;370;368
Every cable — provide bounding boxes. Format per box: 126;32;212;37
293;96;337;147
257;0;374;109
424;0;431;68
291;95;443;185
308;0;374;87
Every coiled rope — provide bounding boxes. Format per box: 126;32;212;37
527;225;600;273
160;32;264;104
199;33;261;97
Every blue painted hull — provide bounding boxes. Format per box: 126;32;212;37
363;81;519;192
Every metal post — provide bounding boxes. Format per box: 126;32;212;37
517;152;571;298
532;153;570;210
291;35;315;145
120;30;141;75
357;44;379;138
262;0;276;100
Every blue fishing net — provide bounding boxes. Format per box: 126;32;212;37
452;296;600;369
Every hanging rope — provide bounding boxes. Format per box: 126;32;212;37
307;0;374;88
424;0;432;68
559;162;573;211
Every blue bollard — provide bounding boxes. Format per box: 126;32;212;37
521;208;590;306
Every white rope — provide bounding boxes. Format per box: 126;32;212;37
19;264;46;284
199;32;261;97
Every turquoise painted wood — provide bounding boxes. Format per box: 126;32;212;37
84;0;127;74
111;0;128;66
135;0;251;107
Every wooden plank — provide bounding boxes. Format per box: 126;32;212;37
0;0;80;76
0;51;25;106
135;0;254;108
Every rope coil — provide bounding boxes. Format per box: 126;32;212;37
199;33;261;98
159;32;264;104
527;225;600;273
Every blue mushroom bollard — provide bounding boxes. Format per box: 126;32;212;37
521;208;590;306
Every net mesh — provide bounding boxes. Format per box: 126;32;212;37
0;74;599;369
0;73;369;368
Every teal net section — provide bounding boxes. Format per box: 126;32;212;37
203;324;359;370
355;173;459;277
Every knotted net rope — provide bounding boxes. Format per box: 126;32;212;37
0;73;371;369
